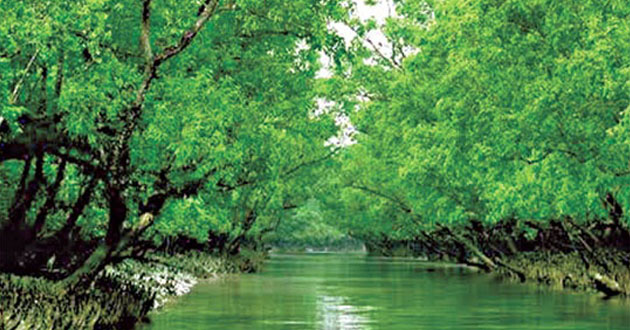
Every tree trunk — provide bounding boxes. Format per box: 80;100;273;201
437;224;497;271
60;184;128;287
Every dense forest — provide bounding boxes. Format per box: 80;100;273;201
1;0;630;328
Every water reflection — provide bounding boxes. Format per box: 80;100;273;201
144;254;630;330
317;294;375;329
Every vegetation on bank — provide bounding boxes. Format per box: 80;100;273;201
0;251;261;330
358;219;630;297
311;0;630;298
0;0;345;284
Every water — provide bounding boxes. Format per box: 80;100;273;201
143;253;630;329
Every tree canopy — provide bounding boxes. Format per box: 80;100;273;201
2;0;630;284
320;0;630;244
0;0;346;282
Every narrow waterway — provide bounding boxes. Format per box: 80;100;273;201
143;253;630;329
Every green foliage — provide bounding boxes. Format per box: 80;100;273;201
0;0;348;278
267;198;359;249
323;0;630;241
4;0;629;280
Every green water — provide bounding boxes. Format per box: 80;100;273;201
143;254;630;329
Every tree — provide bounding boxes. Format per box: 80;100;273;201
0;0;345;284
325;0;630;256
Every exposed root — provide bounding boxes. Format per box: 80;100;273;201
591;272;623;298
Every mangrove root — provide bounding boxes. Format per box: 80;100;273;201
591;272;622;298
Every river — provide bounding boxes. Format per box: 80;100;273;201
142;253;630;329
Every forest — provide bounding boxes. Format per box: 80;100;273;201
1;0;630;329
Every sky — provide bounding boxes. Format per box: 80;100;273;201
321;1;396;147
318;0;396;79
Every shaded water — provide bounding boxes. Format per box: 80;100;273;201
143;254;630;329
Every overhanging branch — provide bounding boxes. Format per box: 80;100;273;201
348;184;414;214
283;147;341;177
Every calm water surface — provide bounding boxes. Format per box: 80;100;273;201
143;253;630;329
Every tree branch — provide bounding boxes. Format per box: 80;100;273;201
349;184;414;214
345;25;401;69
239;29;311;40
112;0;220;176
10;49;40;104
139;165;218;215
283;147;341;177
33;159;67;236
48;149;103;176
8;148;44;225
57;176;98;241
154;0;220;66
519;149;552;165
140;0;154;65
54;50;64;99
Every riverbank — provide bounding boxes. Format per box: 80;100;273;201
362;219;630;299
501;249;630;298
0;250;265;329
